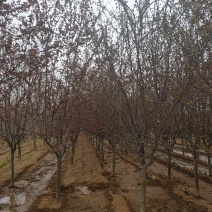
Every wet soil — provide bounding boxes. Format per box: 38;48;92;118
1;136;211;212
158;148;210;175
103;143;211;212
0;140;52;212
29;135;129;212
0;153;56;212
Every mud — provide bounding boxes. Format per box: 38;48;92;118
0;153;56;212
0;136;211;212
104;143;211;212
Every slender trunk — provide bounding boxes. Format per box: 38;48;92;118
95;135;98;150
97;137;100;152
140;164;147;212
181;138;184;156
100;138;104;162
125;147;128;155
10;147;15;187
194;152;200;194
33;134;37;151
92;135;95;146
56;156;62;202
71;142;75;164
112;145;116;177
168;149;172;179
207;151;212;177
17;142;21;159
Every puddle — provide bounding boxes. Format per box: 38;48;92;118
157;152;209;175
15;193;26;205
174;149;212;164
0;154;56;212
0;193;27;211
173;148;212;164
75;186;91;195
0;197;10;204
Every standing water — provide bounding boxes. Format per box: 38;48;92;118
0;153;56;212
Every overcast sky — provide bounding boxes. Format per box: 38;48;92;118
99;0;135;10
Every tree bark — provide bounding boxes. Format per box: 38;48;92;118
125;147;128;155
33;134;37;151
207;151;212;177
140;164;147;212
71;142;75;164
10;147;15;187
56;156;62;202
194;152;200;194
181;138;184;155
168;149;172;179
100;138;104;162
18;142;21;159
112;144;116;177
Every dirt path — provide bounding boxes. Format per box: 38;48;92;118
29;135;130;212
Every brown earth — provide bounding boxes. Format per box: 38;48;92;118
0;135;211;212
104;144;212;212
29;135;131;212
0;139;49;188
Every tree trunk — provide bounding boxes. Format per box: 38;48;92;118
125;147;128;155
56;156;62;202
33;135;37;151
140;164;147;212
71;142;75;164
112;144;116;177
10;147;15;187
92;135;95;146
95;135;98;150
181;138;184;155
100;138;104;162
207;151;212;177
168;149;172;179
194;152;200;194
17;142;21;159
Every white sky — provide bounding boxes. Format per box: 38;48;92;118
99;0;135;10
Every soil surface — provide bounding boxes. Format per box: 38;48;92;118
104;144;212;212
0;136;211;212
0;139;52;211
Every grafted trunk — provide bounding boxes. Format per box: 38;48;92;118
140;164;147;212
56;156;62;202
167;149;172;179
10;147;15;187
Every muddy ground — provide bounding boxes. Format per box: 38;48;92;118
0;136;211;211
